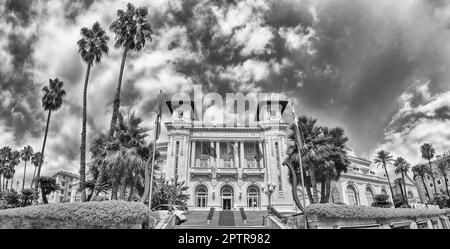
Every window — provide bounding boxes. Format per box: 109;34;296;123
195;186;208;208
407;191;414;199
331;188;340;203
174;141;180;176
177;110;183;118
247;186;260;209
437;179;441;185
417;221;428;229
346;185;359;206
431;220;439;229
365;188;374;206
429;183;433;188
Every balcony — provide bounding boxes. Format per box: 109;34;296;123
190;167;212;176
242;167;265;178
216;167;238;177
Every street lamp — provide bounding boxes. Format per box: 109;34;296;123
263;182;277;212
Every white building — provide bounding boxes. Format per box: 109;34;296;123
158;99;420;211
46;171;79;203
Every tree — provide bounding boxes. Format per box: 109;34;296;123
35;78;66;195
20;189;35;207
38;176;59;204
108;3;154;137
393;178;407;207
20;145;33;190
4;150;20;190
152;176;189;207
77;21;110;202
420;143;437;194
394;157;410;206
30;152;42;188
371;194;392;208
0;146;12;191
373;150;395;204
412;164;431;201
436;159;450;196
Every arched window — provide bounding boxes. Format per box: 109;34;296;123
247;186;260;208
407;191;414;199
346;185;359;206
365;187;374;206
381;188;388;198
195;185;208;208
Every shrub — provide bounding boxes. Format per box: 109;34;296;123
305;203;448;220
91;196;109;202
0;200;150;224
4;191;20;207
371;194;392;208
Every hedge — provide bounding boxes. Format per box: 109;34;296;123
0;201;150;225
305;204;450;220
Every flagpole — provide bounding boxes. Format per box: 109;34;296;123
148;90;162;213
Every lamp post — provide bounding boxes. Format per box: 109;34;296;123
263;182;277;213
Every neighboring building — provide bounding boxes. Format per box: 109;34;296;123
47;171;79;203
413;153;450;202
158;99;420;211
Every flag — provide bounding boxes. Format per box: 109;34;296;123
155;90;163;140
290;101;304;146
202;142;217;158
225;142;233;155
255;142;263;161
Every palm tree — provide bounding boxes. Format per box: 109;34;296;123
0;146;12;191
20;145;33;190
77;22;110;202
8;150;20;190
394;157;410;205
30;152;42;188
108;3;154;137
373;150;395;204
412;164;431;201
37;176;59;204
420;143;437;194
35;78;66;195
436;159;450;196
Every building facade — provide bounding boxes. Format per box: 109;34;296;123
413;153;450;203
47;171;79;203
159;99;420;211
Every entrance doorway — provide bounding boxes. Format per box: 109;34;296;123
220;185;234;210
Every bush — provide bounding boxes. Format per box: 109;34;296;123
371;194;392;208
393;194;408;208
305;203;448;220
91;196;109;202
0;201;150;224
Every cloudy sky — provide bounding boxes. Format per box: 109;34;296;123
1;0;450;184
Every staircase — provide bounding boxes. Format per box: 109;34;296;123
175;210;268;229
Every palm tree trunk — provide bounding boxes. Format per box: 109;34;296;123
421;175;431;201
79;62;92;202
0;173;2;191
401;173;409;206
111;181;119;200
444;174;449;196
428;160;438;194
109;47;128;137
22;161;27;190
320;179;326;203
35;110;52;194
120;174;127;200
140;157;152;202
324;179;331;203
309;168;319;203
383;164;395;205
11;176;13;190
91;164;105;201
128;183;134;201
41;190;48;204
6;179;9;191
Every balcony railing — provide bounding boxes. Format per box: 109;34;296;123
216;167;238;177
242;167;265;177
190;167;212;176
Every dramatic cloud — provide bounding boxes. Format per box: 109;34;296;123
1;0;449;185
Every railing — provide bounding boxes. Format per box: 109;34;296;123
216;167;238;176
196;158;210;168
190;167;212;176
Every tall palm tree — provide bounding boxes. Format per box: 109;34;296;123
20;145;33;190
77;22;110;202
0;146;12;191
373;150;395;204
436;159;450;196
420;143;437;194
30;152;42;188
412;164;431;201
35;78;66;194
108;3;154;137
394;157;410;205
5;150;20;190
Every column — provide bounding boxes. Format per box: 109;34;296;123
190;141;196;168
234;141;239;168
264;139;271;183
240;141;245;168
210;141;214;168
216;141;221;168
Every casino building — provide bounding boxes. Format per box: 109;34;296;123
156;99;420;211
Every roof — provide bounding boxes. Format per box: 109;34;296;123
51;171;80;179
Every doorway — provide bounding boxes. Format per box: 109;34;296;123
220;185;234;210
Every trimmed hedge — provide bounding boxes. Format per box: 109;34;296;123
305;203;449;220
0;201;150;225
